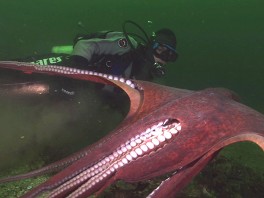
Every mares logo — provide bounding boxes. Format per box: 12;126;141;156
31;56;63;66
118;38;128;48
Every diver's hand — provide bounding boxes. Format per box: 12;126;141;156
151;62;166;77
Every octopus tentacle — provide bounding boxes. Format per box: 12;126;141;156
23;119;181;197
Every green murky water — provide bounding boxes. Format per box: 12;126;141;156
0;0;263;197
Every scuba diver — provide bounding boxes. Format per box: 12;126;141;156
12;21;178;97
17;20;178;82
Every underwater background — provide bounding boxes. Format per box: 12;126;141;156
0;0;263;197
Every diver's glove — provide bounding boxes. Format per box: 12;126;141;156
151;62;166;77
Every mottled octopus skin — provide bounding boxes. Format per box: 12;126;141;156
0;61;263;198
